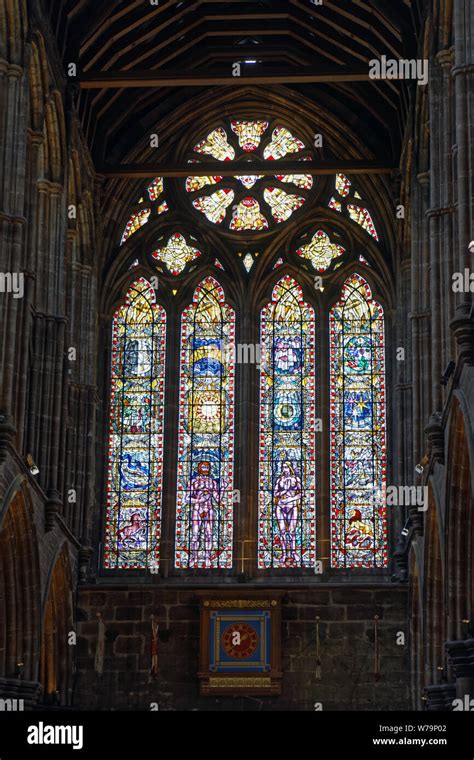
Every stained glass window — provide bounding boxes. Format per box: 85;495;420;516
297;230;345;272
258;277;316;568
194;127;235;160
229;198;268;231
151;232;201;275
336;173;351;197
104;278;166;570
329;175;379;241
263;127;304;160
186;121;313;231
186;175;222;193
348;205;379;240
231;120;268;150
275;173;313;190
148;177;164;201
175;277;235;569
243;253;254;272
329;274;387;568
120;177;168;245
121;209;151;245
193;189;235;225
263;187;305;223
235;174;264;189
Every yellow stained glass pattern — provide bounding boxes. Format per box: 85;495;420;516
297;230;345;271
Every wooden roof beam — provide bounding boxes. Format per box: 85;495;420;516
99;160;394;179
80;66;373;88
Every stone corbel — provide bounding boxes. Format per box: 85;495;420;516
78;545;93;583
45;490;62;531
425;411;445;465
391;537;409;582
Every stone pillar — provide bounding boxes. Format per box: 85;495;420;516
428;59;444;412
411;171;431;464
453;0;474;294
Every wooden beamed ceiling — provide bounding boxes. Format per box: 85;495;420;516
47;0;424;167
99;159;394;179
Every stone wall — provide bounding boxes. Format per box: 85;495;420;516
75;585;408;711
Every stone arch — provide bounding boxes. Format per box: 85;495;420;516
39;543;74;706
0;481;41;684
446;397;474;640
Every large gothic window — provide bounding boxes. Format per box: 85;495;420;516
174;277;236;569
258;277;316;568
330;274;387;568
104;278;166;570
104;117;389;575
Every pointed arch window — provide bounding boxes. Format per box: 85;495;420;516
258;277;316;568
329;274;387;568
104;278;166;570
174;277;236;569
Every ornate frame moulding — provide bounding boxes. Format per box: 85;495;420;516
197;591;283;695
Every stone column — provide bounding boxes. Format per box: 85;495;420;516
452;0;473;299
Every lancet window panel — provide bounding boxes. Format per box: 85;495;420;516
104;278;166;571
258;277;317;570
329;274;387;569
174;277;236;570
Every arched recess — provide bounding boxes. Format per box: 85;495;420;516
39;544;74;706
424;486;446;688
0;481;41;684
446;397;474;640
409;546;424;710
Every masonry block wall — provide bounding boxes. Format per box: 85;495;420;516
75;586;408;711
